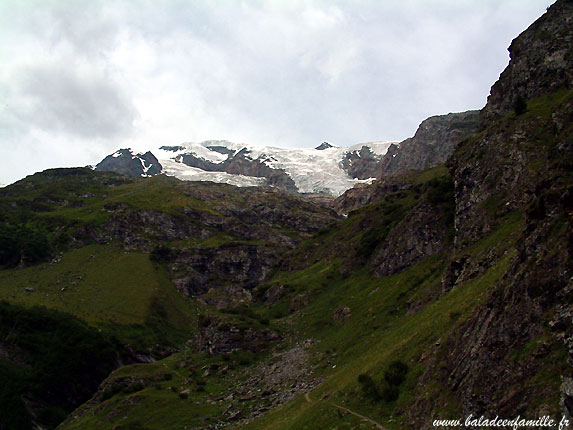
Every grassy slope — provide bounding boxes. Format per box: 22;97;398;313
0;244;197;347
61;352;227;430
0;168;331;342
0;169;337;430
243;219;522;430
0;172;259;263
52;163;523;430
243;89;573;429
7;90;571;430
56;208;523;430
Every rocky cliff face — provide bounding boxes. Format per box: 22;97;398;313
334;111;479;214
406;1;573;425
372;199;451;278
101;181;338;299
424;94;573;425
176;149;299;193
339;145;383;179
1;170;338;308
449;0;572;251
95;149;162;177
377;110;479;178
333;111;479;213
481;0;573;124
333;174;413;214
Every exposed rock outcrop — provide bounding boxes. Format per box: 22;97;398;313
315;142;334;150
377;110;479;178
333;176;413;214
95;149;162;177
196;317;280;355
176;149;298;193
340;145;383;179
372;201;451;277
408;1;573;425
171;244;282;297
97;182;338;298
448;0;572;250
481;0;573;124
333;110;479;215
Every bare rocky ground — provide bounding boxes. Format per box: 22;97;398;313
196;339;322;429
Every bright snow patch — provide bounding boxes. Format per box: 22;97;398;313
153;140;398;196
348;141;394;156
105;140;397;196
140;158;154;176
161;159;266;187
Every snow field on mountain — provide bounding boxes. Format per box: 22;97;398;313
158;140;396;195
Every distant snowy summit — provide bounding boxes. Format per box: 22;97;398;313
96;149;162;178
95;140;395;196
93;110;481;196
315;142;335;150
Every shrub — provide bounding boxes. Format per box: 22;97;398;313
380;383;400;402
0;224;53;268
425;176;454;205
124;380;146;394
197;314;212;328
357;373;380;401
514;94;527;115
149;245;174;263
356;226;386;258
232;350;256;366
356;361;409;404
101;383;123;401
384;360;409;386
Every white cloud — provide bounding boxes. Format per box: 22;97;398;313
13;63;137;139
0;0;551;184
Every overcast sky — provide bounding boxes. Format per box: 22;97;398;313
0;0;551;185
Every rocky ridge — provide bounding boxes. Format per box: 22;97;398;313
94;141;395;196
377;110;479;178
481;0;573;124
95;149;162;177
339;145;384;180
407;0;573;425
325;1;572;425
175;148;299;194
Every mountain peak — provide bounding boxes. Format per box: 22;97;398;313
315;142;335;150
481;0;573;124
95;148;162;177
